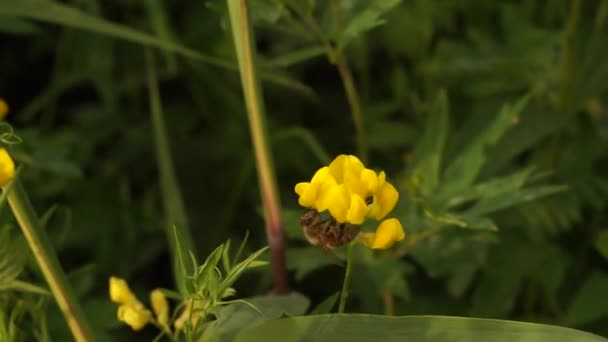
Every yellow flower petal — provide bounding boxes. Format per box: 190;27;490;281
109;277;136;304
360;168;379;193
0;149;14;188
117;304;151;331
366;218;405;249
369;181;399;220
346;194;367;224
321;184;350;223
329;155;364;183
150;289;169;326
0;98;7;120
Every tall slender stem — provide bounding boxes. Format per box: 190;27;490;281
559;0;582;113
227;0;289;294
335;54;367;162
338;242;354;313
5;177;94;342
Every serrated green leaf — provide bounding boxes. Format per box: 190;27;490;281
409;90;449;197
339;0;402;49
466;185;567;217
435;95;530;205
445;167;535;208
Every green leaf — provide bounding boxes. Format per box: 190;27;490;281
204;292;310;341
564;272;608;327
266;46;325;68
311;292;340;314
594;230;608;261
435;95;530;206
0;0;313;95
339;0;402;49
233;314;605;342
465;185;567;217
409;90;449;197
195;244;225;298
218;246;269;297
0;16;39;34
172;225;195;295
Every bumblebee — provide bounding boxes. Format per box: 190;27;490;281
299;209;360;249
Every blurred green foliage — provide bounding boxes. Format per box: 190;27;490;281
1;0;608;340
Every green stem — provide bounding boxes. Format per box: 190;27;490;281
145;49;197;294
335;54;367;162
227;0;289;294
338;243;354;313
5;176;94;342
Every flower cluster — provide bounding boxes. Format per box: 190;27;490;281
295;155;405;249
109;276;196;333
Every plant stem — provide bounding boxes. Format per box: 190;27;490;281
5;176;94;342
145;49;196;294
335;54;367;162
338;243;354;313
227;0;289;294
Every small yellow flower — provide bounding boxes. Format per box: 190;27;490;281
109;276;152;331
367;172;399;221
150;289;169;327
360;218;405;249
0;148;15;188
109;276;136;304
0;98;8;120
117;303;152;331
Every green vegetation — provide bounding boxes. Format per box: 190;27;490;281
1;0;608;340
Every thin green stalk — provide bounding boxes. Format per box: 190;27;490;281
5;175;94;342
226;0;289;294
335;54;367;162
338;243;354;313
145;49;196;293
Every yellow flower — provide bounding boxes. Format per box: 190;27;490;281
109;276;151;331
0;98;8;120
117;303;152;331
0;148;15;187
150;289;169;327
360;218;405;249
109;277;136;304
367;172;399;221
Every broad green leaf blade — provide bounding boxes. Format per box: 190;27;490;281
409;90;449;198
235;314;606;342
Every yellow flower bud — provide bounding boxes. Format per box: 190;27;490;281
174;298;201;331
0;148;15;188
117;303;151;331
0;98;8;120
360;218;405;249
109;277;136;304
150;289;169;326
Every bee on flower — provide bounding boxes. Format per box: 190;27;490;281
294;154;405;250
